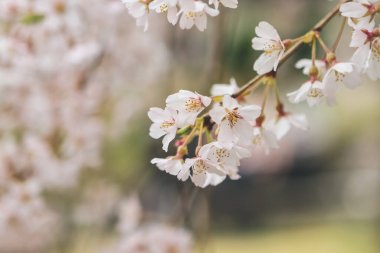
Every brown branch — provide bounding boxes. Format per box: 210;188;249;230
232;0;349;99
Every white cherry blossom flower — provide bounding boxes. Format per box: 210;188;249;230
121;0;151;31
322;62;361;105
179;156;226;188
340;0;379;19
210;78;239;96
166;90;211;125
350;24;380;80
151;156;183;176
252;126;278;154
295;58;327;77
270;113;308;140
287;80;325;107
209;95;261;144
349;18;375;46
201;141;250;179
252;21;285;75
178;1;219;31
149;0;179;25
148;107;180;152
209;0;238;9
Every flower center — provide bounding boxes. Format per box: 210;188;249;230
214;148;230;163
264;41;282;54
159;3;168;12
185;97;202;112
193;160;208;175
308;87;324;98
371;38;380;62
333;71;345;83
160;120;175;129
186;11;195;19
225;110;242;128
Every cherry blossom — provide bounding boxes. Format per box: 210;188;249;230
178;144;227;187
121;0;152;31
295;58;327;77
210;78;240;96
350;23;380;80
166;90;212;125
252;21;285;75
252;126;278;154
209;95;261;144
150;0;179;25
151;156;184;176
178;1;219;31
148;107;180;152
209;0;238;9
340;0;379;20
270;113;308;140
201;142;251;179
287;80;326;107
322;62;361;105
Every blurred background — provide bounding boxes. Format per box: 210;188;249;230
0;0;379;252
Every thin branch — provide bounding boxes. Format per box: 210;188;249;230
333;17;347;52
232;0;349;98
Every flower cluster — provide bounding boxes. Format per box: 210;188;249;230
104;195;193;253
149;0;380;188
121;0;237;31
0;0;169;250
285;0;380;107
149;83;308;188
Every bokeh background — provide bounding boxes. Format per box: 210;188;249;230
0;0;379;252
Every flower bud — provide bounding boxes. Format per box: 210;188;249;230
309;65;319;77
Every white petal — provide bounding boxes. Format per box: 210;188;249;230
273;117;290;140
332;62;353;74
289;114;308;131
238;105;261;121
148;107;169;122
222;95;240;109
255;21;281;41
254;52;279;75
252;37;271;51
162;128;176;152
209;106;226;124
149;123;166;139
340;2;368;18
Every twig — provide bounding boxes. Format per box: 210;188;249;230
232;0;349;99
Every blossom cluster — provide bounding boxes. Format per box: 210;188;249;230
121;0;238;31
286;0;380;107
104;195;193;253
0;0;168;250
149;84;307;188
149;0;380;188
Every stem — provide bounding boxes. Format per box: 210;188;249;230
312;37;317;67
274;82;281;105
333;17;346;52
195;120;204;155
260;84;271;116
180;126;197;147
316;35;331;53
232;0;348;98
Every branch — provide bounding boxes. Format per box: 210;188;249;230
232;0;349;99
